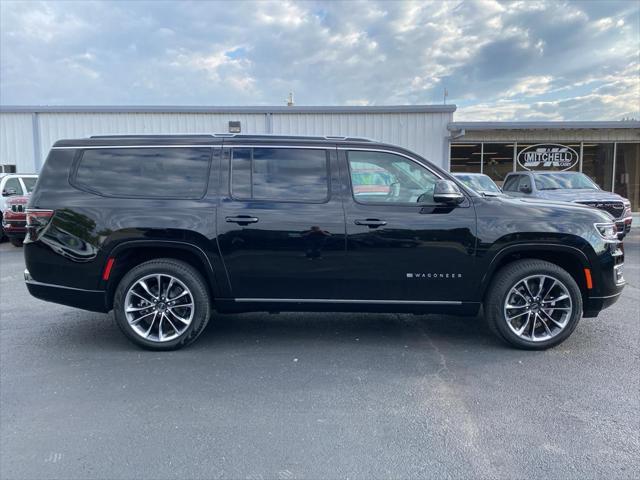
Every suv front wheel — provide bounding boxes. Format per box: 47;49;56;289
113;259;211;350
484;259;583;350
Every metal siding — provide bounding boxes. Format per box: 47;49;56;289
35;112;267;165
271;112;452;167
3;109;453;169
457;129;640;143
0;113;36;172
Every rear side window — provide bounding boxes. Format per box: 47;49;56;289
231;148;329;202
74;148;212;199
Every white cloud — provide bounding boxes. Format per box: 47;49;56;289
0;0;637;119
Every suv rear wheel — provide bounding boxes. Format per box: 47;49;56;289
113;258;211;350
484;259;583;350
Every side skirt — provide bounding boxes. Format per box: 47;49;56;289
215;298;481;316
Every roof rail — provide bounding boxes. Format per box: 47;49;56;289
87;133;376;142
90;134;215;139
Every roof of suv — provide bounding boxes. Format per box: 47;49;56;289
52;133;381;148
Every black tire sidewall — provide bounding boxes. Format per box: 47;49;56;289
113;259;210;350
486;260;583;350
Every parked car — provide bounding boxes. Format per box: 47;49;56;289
453;173;503;196
0;173;38;241
24;134;625;351
502;171;632;237
2;195;28;246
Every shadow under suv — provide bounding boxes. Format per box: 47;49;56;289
24;134;625;350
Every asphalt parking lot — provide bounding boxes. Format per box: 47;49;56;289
1;233;639;480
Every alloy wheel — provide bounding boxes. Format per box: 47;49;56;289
503;274;573;342
124;273;194;342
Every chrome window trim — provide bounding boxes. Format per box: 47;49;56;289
234;298;462;305
52;145;219;150
224;144;333;150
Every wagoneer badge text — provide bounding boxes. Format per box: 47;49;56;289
518;144;579;171
407;273;463;278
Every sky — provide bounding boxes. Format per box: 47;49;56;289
0;0;638;121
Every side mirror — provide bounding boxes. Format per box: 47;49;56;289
433;179;464;205
519;184;532;194
2;188;18;197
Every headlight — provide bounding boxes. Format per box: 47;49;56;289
594;222;618;241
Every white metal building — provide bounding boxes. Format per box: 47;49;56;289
1;105;639;210
0;105;455;173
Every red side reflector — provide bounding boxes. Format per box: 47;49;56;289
584;268;593;290
102;257;115;281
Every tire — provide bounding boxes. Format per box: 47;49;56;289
113;258;211;351
9;237;23;247
484;259;583;350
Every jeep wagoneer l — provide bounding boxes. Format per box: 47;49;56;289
24;134;625;350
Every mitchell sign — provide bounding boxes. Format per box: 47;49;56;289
518;144;579;171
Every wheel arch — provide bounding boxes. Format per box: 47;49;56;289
101;240;219;311
480;243;592;303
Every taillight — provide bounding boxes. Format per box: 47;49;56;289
26;209;54;227
25;209;54;239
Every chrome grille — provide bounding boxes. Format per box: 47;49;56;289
10;204;25;213
577;201;625;219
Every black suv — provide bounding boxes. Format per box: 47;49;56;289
24;134;625;350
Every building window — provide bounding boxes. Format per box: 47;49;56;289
615;143;639;211
450;144;481;173
581;143;614;192
449;140;639;211
482;144;515;185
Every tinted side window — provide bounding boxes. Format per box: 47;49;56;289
231;148;329;202
347;151;439;204
74;148;211;199
503;176;520;192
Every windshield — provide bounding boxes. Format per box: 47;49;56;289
455;174;501;193
534;173;599;190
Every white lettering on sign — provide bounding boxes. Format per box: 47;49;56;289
517;144;579;171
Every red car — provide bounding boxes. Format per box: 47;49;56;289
2;195;28;247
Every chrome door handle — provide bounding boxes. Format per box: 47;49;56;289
225;216;259;225
354;219;387;228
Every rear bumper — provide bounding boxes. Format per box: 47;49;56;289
24;269;108;313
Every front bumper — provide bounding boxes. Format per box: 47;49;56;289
2;222;27;238
584;290;624;317
2;211;27;239
583;245;625;317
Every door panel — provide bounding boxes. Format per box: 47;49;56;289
217;146;346;299
339;149;477;302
